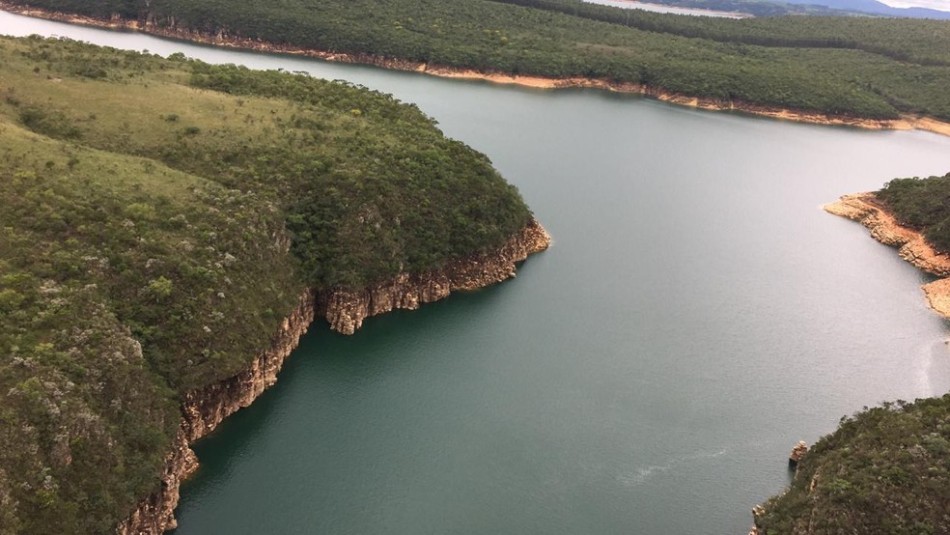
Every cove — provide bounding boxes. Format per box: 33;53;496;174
4;10;950;534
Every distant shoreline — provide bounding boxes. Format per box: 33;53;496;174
3;2;950;138
581;0;752;19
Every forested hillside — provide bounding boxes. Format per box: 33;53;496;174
5;0;950;120
753;395;950;534
4;2;950;533
755;173;950;534
0;35;531;533
876;172;950;252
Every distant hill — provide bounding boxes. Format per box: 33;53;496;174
583;0;950;19
782;0;950;19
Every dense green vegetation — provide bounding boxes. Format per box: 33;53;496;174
877;173;950;253
489;0;950;65
756;174;950;533
583;0;855;17
7;0;950;119
754;395;950;534
0;35;531;533
3;2;950;532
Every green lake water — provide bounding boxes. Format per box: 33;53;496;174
4;11;950;534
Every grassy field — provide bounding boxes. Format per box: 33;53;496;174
0;35;532;533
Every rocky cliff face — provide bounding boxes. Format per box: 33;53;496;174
116;290;316;535
824;193;950;318
114;429;197;535
318;218;551;334
115;220;549;533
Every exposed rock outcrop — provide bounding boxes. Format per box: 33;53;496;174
748;505;767;535
117;290;316;535
788;441;808;467
747;441;808;535
114;220;549;533
115;429;197;535
824;193;950;318
318;218;551;334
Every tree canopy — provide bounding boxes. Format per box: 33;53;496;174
8;0;950;119
0;35;531;533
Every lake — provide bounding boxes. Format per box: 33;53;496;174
582;0;750;18
3;10;950;534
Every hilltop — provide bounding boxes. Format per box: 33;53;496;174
0;35;542;533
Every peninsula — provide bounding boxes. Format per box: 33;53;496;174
0;35;548;533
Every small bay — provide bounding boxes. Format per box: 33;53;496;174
3;11;950;534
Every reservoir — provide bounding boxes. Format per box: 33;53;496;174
582;0;750;18
3;11;950;534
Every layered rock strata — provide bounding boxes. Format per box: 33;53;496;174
318;218;551;334
117;290;316;535
824;193;950;318
115;219;549;533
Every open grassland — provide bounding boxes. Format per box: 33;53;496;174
0;35;531;533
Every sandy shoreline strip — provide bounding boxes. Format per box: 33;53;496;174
824;193;950;319
3;2;950;139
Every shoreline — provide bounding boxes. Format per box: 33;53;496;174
823;193;950;319
117;219;550;533
750;195;950;534
3;2;950;138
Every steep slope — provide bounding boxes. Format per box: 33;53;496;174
0;35;547;533
752;395;950;534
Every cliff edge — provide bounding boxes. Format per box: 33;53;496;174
749;395;950;534
115;219;549;534
116;291;316;534
318;218;551;334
